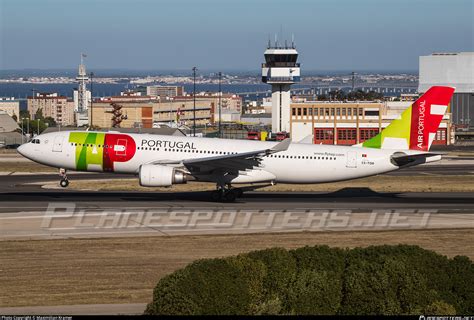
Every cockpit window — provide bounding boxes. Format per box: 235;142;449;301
31;139;40;144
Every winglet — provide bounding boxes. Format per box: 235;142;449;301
270;138;291;153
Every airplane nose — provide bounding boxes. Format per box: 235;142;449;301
17;143;29;158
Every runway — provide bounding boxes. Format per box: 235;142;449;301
1;188;473;239
0;159;473;240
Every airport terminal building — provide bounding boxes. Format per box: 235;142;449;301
418;52;473;131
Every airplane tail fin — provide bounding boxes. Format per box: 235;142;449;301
362;86;455;151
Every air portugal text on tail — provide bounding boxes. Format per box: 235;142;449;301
362;86;455;151
16;85;455;202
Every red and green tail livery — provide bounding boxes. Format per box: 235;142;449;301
362;86;455;151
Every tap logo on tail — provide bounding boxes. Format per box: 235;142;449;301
362;86;455;151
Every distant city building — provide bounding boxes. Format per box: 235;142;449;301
399;93;418;101
146;85;184;98
90;93;158;128
120;90;143;97
153;93;242;126
418;52;473;130
27;92;75;126
213;110;241;123
0;97;20;119
153;96;215;126
289;101;452;145
241;113;272;126
217;93;242;113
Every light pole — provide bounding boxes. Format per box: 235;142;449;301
20;118;24;144
192;66;197;137
37;119;40;136
218;72;222;138
90;72;94;128
26;118;30;141
31;88;37;120
351;72;356;92
169;97;173;126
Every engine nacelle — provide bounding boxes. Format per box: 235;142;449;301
139;164;187;187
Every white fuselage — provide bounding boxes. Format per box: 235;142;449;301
18;131;405;184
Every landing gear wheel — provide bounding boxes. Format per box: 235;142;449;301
223;190;237;202
60;179;69;188
211;190;221;202
58;168;68;188
234;188;244;198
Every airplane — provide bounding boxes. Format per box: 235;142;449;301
17;86;454;202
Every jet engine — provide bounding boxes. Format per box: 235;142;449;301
139;164;187;187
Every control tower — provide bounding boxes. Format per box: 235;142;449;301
261;40;300;133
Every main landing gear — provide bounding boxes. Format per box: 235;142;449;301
211;184;243;202
59;168;69;188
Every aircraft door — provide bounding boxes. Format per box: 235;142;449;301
114;138;127;157
52;135;64;152
346;151;357;168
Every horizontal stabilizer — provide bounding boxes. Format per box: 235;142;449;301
390;152;442;168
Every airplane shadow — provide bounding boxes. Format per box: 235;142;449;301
0;187;473;205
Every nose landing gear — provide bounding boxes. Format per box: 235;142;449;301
60;178;69;188
59;168;69;188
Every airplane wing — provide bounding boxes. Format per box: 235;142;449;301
182;138;291;175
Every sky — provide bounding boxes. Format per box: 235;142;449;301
0;0;473;71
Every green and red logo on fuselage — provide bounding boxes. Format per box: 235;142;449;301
69;132;136;172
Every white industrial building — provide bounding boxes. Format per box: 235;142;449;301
418;52;473;130
0;97;20;119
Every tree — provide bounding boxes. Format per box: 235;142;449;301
44;116;56;127
145;268;198;315
449;255;474;313
288;270;342;314
424;301;456;315
19;110;30;119
145;245;473;315
35;108;44;120
145;256;267;315
246;247;297;312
